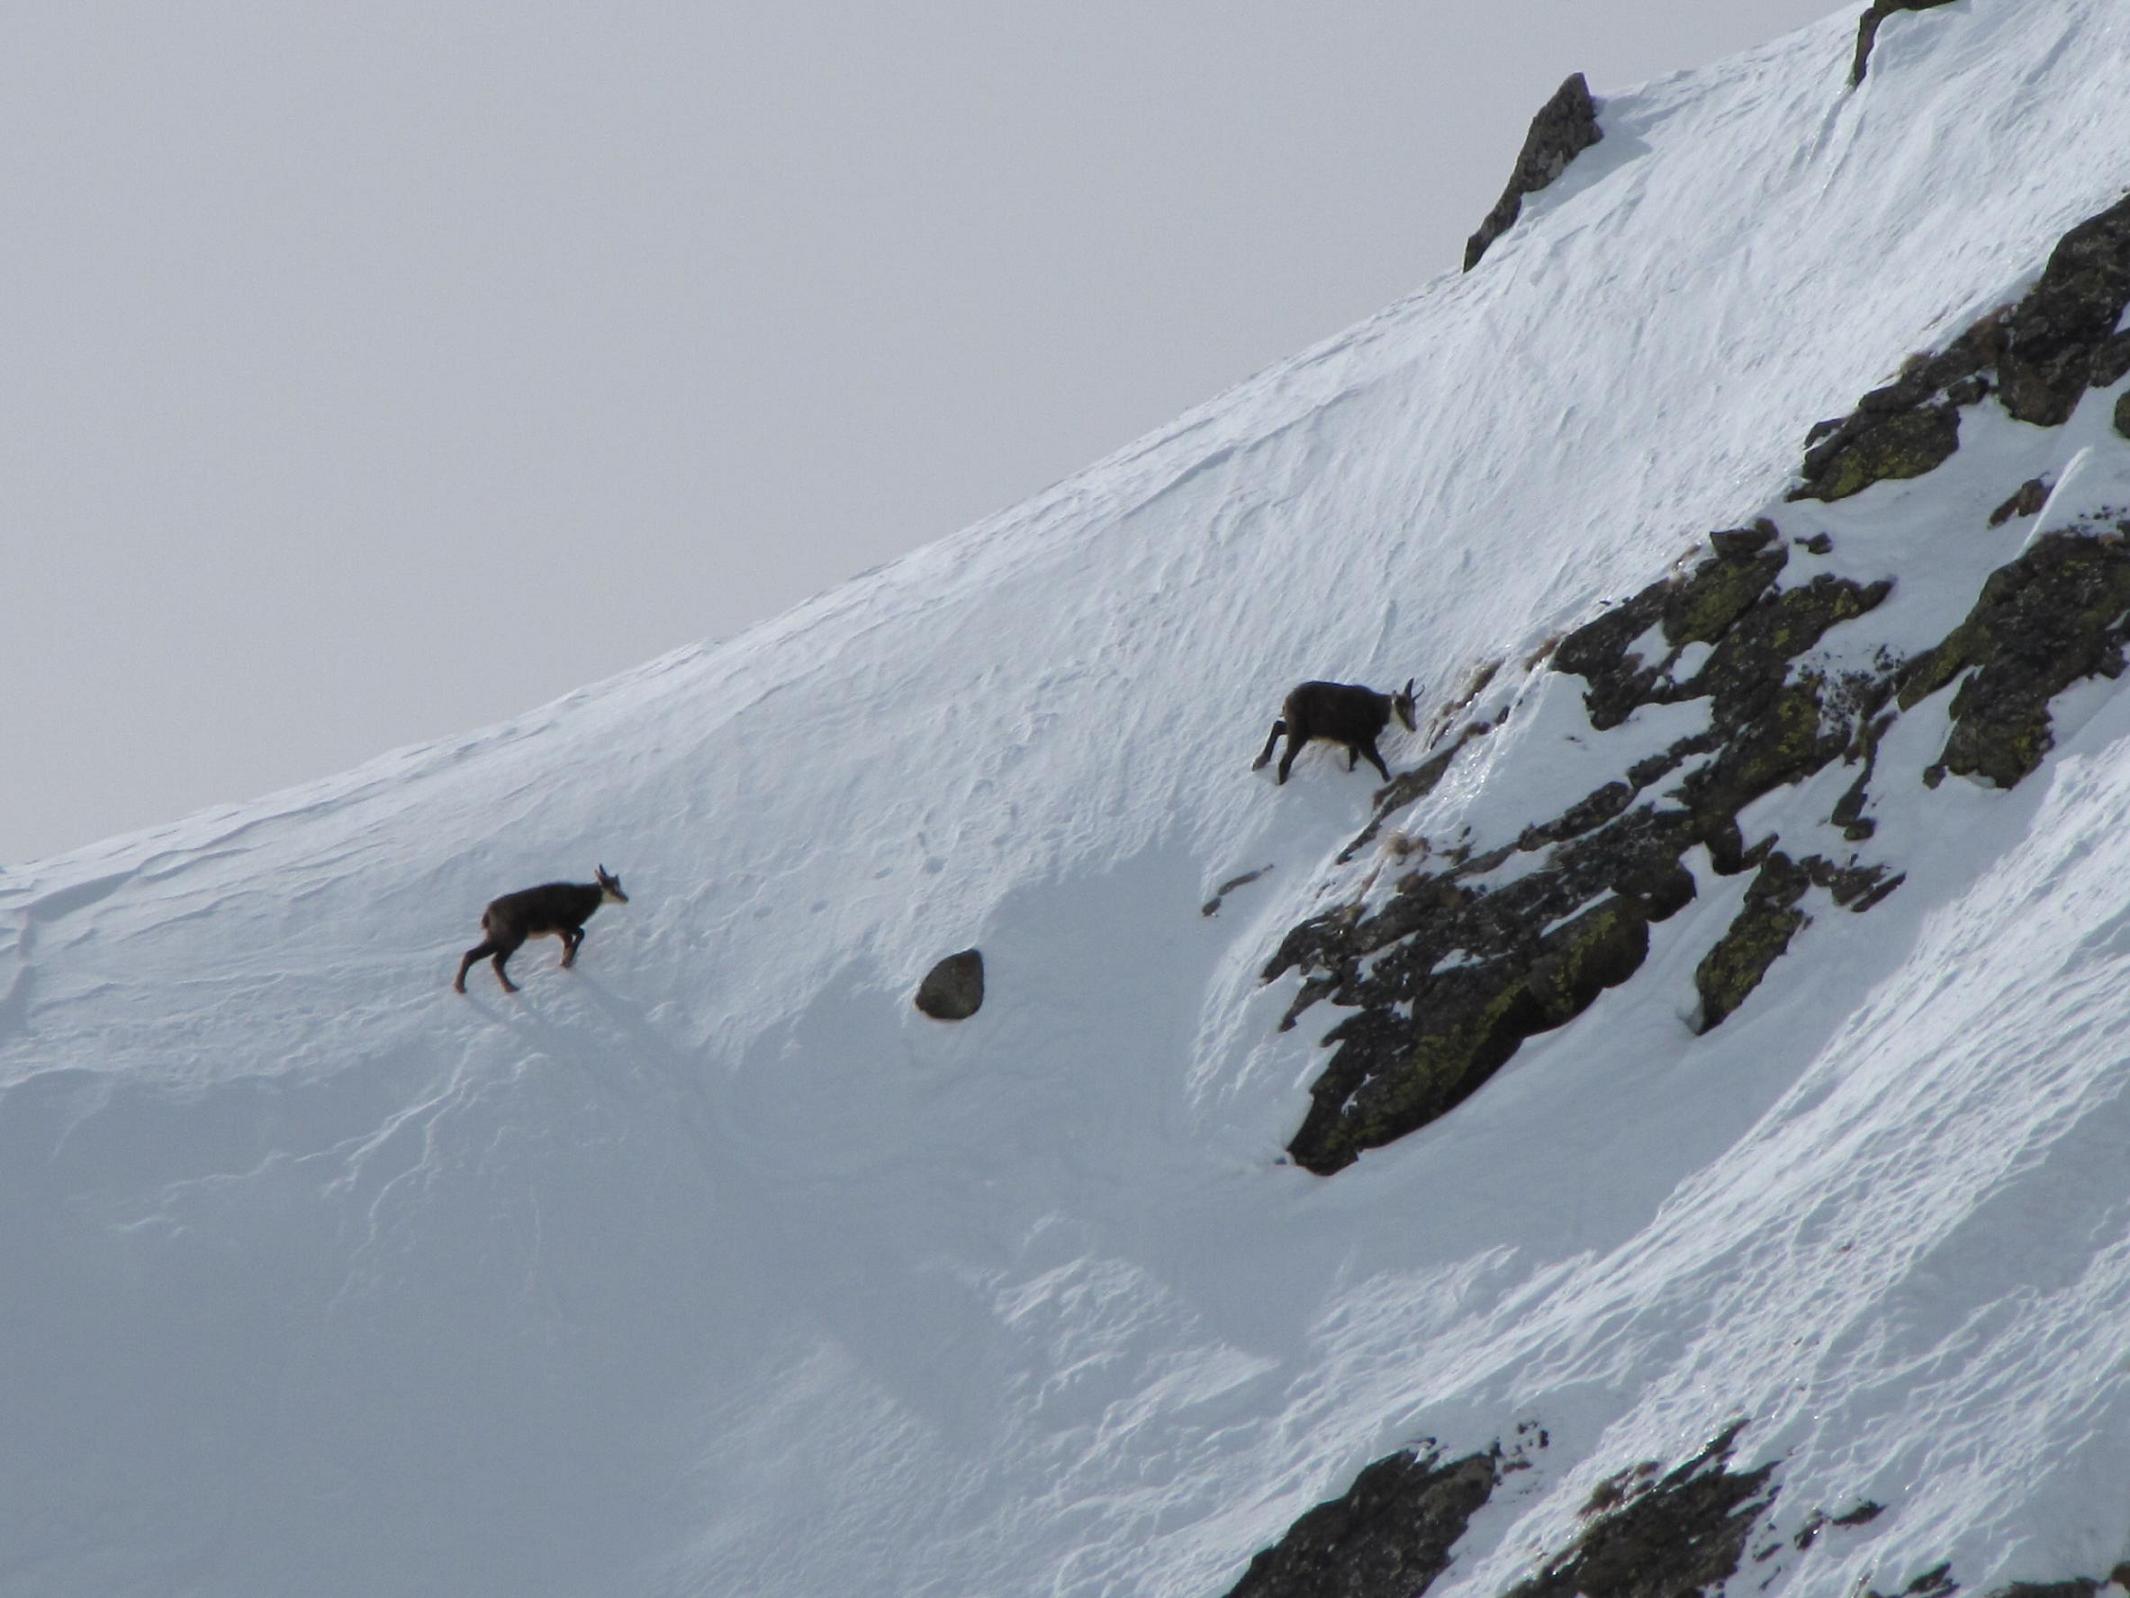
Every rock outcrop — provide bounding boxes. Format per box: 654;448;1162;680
1849;0;1961;87
1270;528;1899;1175
1464;74;1603;272
1504;1423;1776;1598
1226;1423;1778;1598
1268;187;2130;1175
1219;1445;1503;1598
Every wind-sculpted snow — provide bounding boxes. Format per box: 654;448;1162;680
5;2;2130;1594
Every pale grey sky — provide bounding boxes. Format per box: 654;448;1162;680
3;0;1844;864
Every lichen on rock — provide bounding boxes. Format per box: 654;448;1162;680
1792;402;1959;502
1900;530;2130;788
1694;852;1811;1032
1504;1421;1776;1598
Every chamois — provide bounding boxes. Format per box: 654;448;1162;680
453;866;629;994
1253;679;1417;784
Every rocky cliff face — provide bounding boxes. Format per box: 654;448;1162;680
1228;160;2130;1598
1267;188;2130;1179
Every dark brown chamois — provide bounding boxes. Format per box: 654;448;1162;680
453;865;629;994
1252;678;1417;784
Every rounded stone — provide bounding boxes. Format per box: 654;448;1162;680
915;949;985;1020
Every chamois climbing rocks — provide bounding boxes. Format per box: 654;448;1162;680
453;866;629;994
1253;679;1418;785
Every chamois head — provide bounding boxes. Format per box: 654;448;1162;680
1391;678;1418;733
596;865;629;905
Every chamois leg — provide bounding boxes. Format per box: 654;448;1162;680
454;940;497;994
1252;718;1289;772
1359;738;1391;782
560;926;585;968
1276;735;1304;785
491;941;522;994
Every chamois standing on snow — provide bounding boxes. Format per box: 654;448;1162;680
1253;679;1417;784
453;866;629;994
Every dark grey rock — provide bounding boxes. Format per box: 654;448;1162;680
1999;193;2130;425
2091;331;2130;390
1464;73;1603;272
1898;530;2130;788
1220;1447;1499;1598
1709;520;1779;560
1791;403;1959;502
1850;0;1960;87
1504;1422;1776;1598
915;949;985;1020
1989;477;2051;526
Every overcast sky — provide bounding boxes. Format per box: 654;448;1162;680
2;0;1846;865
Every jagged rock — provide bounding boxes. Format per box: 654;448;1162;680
2092;332;2130;390
1694;852;1811;1032
1464;73;1603;272
1988;477;2051;527
1504;1422;1777;1598
1850;0;1960;87
1674;576;1893;825
1552;580;1674;731
1708;519;1779;560
914;948;985;1020
1866;1564;1957;1598
2115;392;2130;441
1786;308;2006;505
1219;1447;1499;1598
1203;866;1273;918
1664;536;1790;645
1999;193;2130;425
1287;894;1649;1174
1900;530;2130;788
1276;548;1891;1170
1791;402;1959;502
1792;1501;1885;1549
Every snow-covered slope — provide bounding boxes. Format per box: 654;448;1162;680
7;2;2130;1592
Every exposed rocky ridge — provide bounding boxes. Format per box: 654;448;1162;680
1220;1422;1784;1598
1268;525;1904;1175
1503;1422;1776;1598
1464;74;1603;272
1223;1411;2130;1598
1218;1443;1509;1598
1850;0;1961;87
1796;193;2130;503
1266;190;2130;1176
